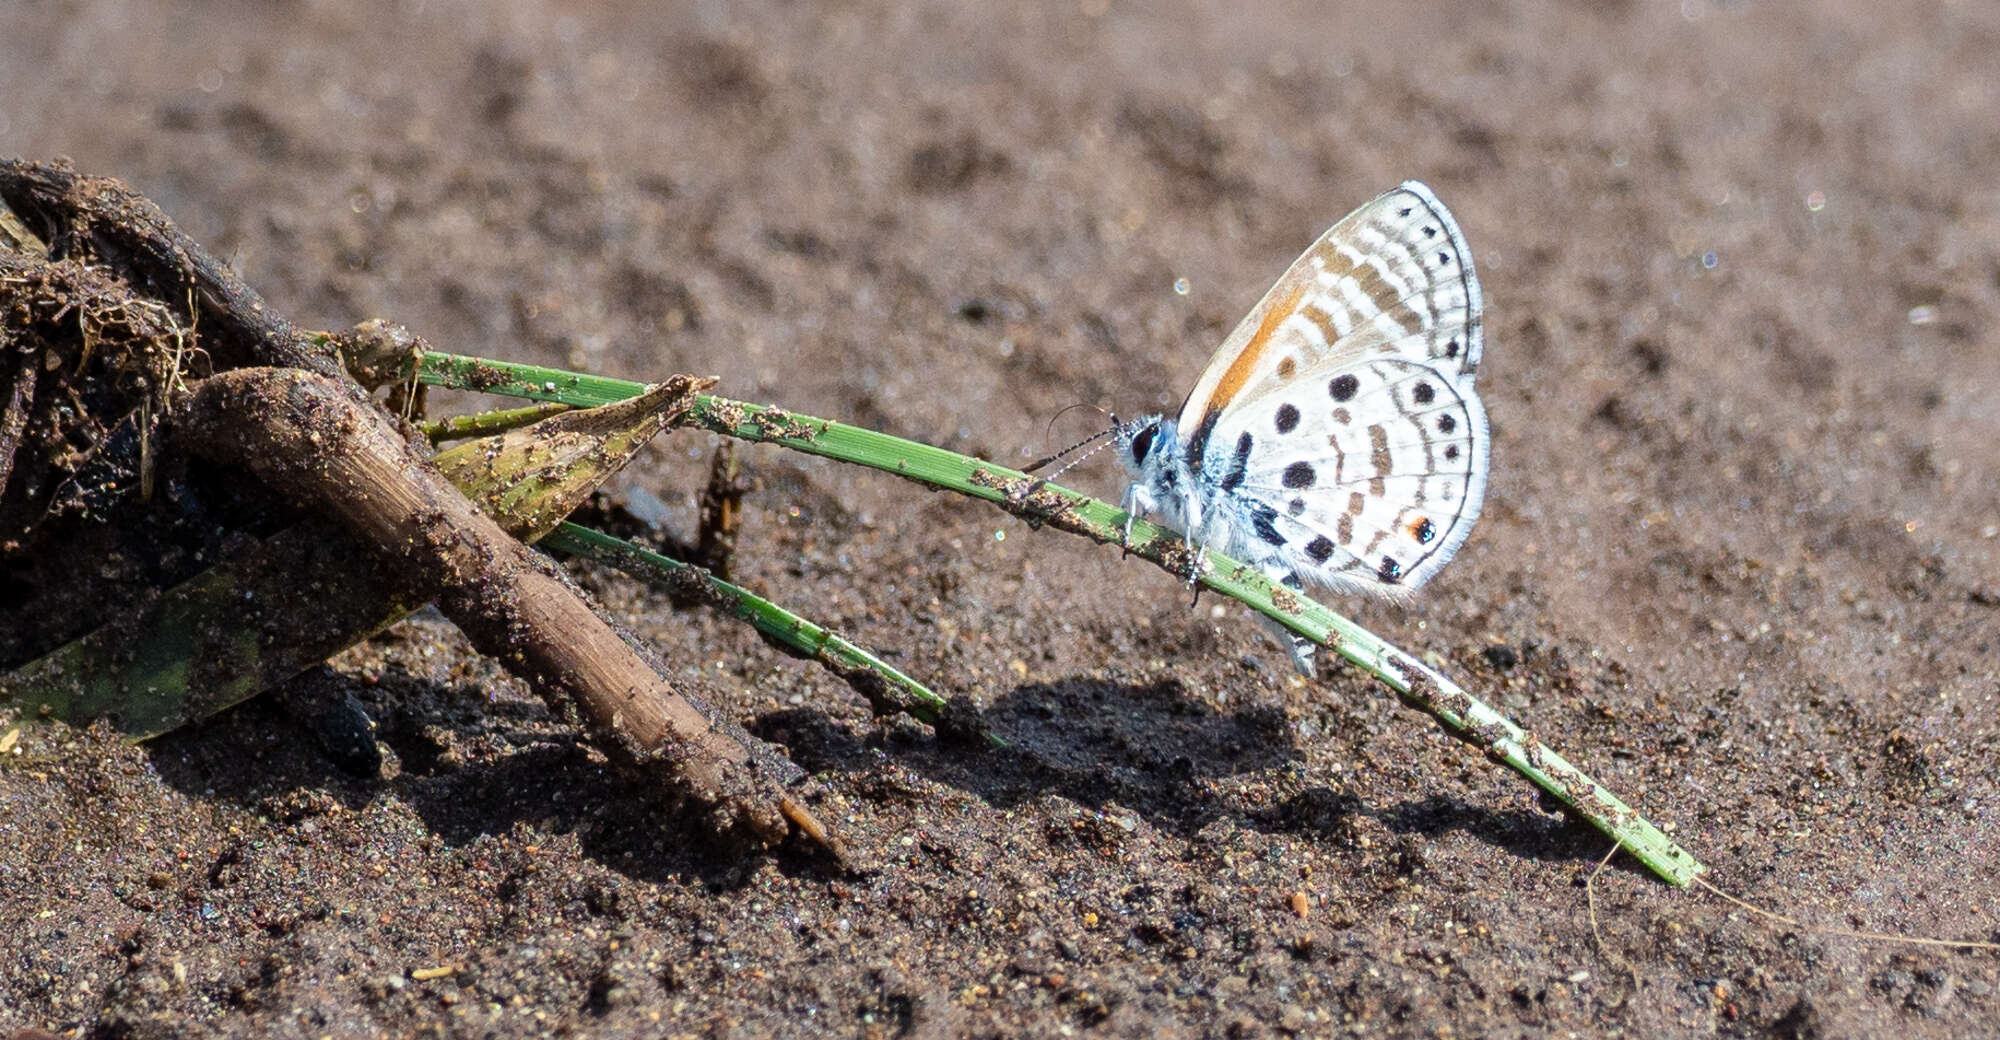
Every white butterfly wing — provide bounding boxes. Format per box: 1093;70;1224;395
1202;360;1488;592
1176;181;1488;593
1175;182;1481;435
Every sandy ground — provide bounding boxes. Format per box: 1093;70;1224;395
5;0;2000;1036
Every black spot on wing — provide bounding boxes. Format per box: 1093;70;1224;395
1251;503;1286;546
1185;408;1220;473
1219;432;1254;492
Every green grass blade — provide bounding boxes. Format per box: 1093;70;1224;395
419;402;572;443
543;522;984;742
420;351;1706;886
422;353;655;408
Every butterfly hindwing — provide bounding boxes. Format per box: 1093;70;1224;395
1203;356;1489;594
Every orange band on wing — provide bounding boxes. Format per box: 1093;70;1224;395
1207;281;1303;412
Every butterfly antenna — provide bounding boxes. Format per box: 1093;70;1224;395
1032;430;1124;485
1023;428;1111;474
1023;403;1115;473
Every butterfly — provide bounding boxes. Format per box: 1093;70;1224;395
1117;181;1488;677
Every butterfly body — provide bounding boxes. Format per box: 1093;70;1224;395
1117;181;1489;676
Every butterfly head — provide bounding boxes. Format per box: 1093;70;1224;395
1117;411;1187;500
1115;413;1203;541
1115;414;1172;475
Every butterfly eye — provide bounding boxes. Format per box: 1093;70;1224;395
1130;422;1158;464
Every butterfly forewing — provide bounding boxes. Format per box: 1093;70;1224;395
1173;182;1483;446
1318;183;1484;375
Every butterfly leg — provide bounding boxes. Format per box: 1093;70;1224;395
1259;569;1319;678
1178;491;1211;601
1184;544;1211;607
1118;481;1155;558
1121;479;1207;600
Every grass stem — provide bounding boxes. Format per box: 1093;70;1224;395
420;351;1706;886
